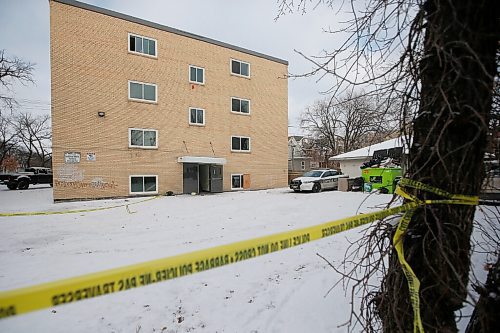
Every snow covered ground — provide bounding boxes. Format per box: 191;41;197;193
0;185;495;332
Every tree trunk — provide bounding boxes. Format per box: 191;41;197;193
465;254;500;333
377;0;499;332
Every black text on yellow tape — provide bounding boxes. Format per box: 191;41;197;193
393;208;424;333
0;204;414;319
394;178;479;333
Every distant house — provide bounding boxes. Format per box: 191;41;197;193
329;137;410;177
288;136;312;171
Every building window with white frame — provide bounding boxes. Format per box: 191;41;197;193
231;97;250;114
301;161;306;170
231;136;250;152
231;59;250;77
231;174;245;190
130;175;158;194
189;107;205;126
129;33;157;57
129;81;157;103
129;128;158;148
189;65;205;84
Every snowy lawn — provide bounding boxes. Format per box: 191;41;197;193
0;185;493;332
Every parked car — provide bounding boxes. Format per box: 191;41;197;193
289;169;348;193
0;167;53;190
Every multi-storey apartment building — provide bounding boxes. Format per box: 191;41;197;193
50;0;288;201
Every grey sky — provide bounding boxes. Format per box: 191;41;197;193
0;0;346;134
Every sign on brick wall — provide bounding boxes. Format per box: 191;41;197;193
64;152;81;164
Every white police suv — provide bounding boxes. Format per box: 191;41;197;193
289;169;347;193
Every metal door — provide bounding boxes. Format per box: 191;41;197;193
183;163;199;194
209;165;223;193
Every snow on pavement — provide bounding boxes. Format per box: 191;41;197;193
0;186;392;332
0;185;493;332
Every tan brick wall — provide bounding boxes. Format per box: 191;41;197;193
50;1;288;200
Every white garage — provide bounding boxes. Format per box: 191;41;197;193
329;137;410;178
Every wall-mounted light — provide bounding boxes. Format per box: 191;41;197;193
98;112;105;117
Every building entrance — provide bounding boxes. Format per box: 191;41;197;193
182;163;223;194
179;156;226;194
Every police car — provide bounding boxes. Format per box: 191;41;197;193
289;169;347;193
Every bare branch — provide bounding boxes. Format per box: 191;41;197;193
0;49;35;114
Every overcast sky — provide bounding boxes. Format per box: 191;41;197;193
0;0;349;135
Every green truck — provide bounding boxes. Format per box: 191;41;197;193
361;167;402;194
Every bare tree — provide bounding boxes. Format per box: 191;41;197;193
0;113;18;167
336;92;399;152
301;92;398;157
301;98;342;156
278;0;499;331
13;113;51;168
0;49;35;113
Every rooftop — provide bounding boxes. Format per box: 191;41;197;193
52;0;288;65
329;137;411;160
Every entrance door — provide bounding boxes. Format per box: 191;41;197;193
183;163;199;194
209;165;223;193
199;164;210;192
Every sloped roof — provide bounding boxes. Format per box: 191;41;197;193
329;137;411;161
288;135;304;142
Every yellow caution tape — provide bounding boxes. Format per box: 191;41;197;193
0;204;412;319
393;207;424;333
398;178;479;205
393;178;479;333
0;195;160;217
0;178;480;329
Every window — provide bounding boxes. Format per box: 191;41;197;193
189;107;205;126
129;128;158;148
231;174;244;190
189;65;205;84
231;59;250;77
231;97;250;114
231;136;251;152
303;170;323;177
301;161;305;170
130;175;158;194
129;33;157;57
129;81;157;103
